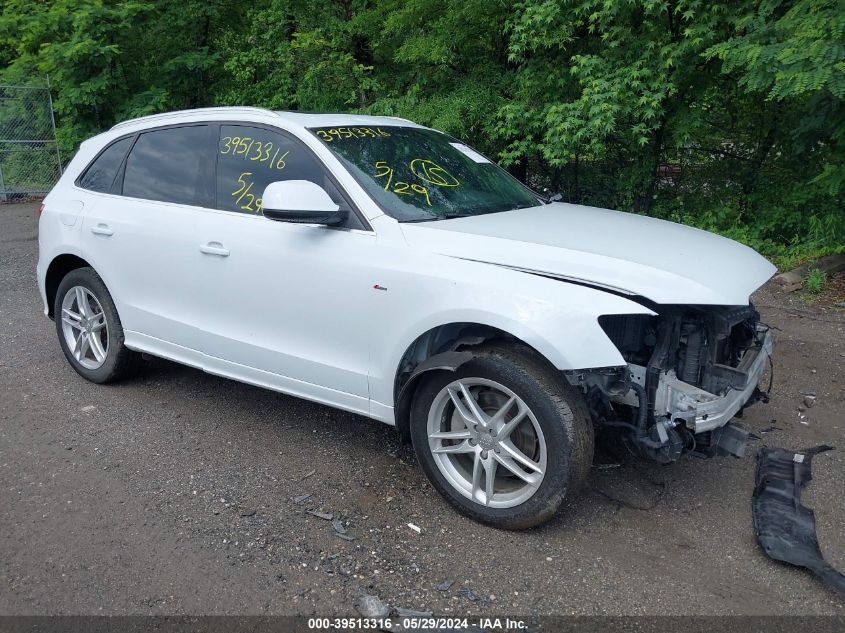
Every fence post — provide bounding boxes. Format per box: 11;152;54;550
0;160;6;202
46;75;62;175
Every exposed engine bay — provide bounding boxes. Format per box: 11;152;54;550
573;303;773;463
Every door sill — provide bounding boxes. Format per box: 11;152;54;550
123;331;380;422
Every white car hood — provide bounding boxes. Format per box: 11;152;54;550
401;203;776;305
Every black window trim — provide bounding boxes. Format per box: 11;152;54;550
109;132;138;196
75;120;372;232
74;133;136;193
117;123;216;208
211;120;371;232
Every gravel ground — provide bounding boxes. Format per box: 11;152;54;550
1;202;843;616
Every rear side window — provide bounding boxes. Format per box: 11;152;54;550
216;125;344;214
78;137;132;193
122;125;212;206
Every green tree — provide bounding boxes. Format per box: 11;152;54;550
0;0;247;151
0;0;841;265
705;0;845;254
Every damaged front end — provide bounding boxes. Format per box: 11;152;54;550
574;304;773;463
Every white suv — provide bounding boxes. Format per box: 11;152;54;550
38;107;775;528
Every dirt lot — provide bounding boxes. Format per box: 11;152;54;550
1;201;843;616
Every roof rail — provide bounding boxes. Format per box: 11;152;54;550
384;115;416;125
110;107;280;131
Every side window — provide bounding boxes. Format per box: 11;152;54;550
122;125;212;206
216;125;345;215
78;136;132;193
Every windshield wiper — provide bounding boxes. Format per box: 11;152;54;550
437;212;476;220
399;212;474;223
398;216;440;223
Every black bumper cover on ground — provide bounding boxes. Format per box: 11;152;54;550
753;445;845;593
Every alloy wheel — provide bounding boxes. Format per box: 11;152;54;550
60;285;109;370
427;377;547;508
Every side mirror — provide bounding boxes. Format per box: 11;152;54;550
261;180;348;226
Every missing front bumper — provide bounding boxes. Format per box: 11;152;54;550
655;329;774;434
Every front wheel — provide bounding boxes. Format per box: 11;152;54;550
410;344;593;529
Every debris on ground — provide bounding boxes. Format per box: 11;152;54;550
395;607;434;617
239;507;256;517
354;594;389;618
299;469;316;482
332;518;348;535
307;509;333;521
291;493;312;504
752;445;845;594
407;522;421;534
458;586;479;601
436;579;455;591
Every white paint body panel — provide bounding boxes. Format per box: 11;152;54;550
79;193;204;350
195;209;373;401
37;108;776;426
402;204;776;306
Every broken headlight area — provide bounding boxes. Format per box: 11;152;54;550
573;304;773;464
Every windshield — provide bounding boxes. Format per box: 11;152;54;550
308;126;542;222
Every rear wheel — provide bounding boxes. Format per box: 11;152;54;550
410;344;593;529
54;267;140;383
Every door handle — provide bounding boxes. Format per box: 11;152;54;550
90;223;113;237
199;242;230;257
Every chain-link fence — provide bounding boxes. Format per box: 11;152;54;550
0;81;62;199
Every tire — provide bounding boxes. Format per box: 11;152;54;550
54;267;140;383
409;343;593;529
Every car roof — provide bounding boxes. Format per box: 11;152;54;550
109;107;423;134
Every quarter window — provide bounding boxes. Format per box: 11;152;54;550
122;125;212;206
78;136;132;193
216;125;344;215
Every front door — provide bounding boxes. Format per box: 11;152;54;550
196;124;374;415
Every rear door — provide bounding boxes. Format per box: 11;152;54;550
79;124;214;356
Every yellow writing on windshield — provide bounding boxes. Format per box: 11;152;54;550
409;159;459;187
374;161;431;206
314;127;392;143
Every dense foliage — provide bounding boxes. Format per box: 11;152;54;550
1;0;842;267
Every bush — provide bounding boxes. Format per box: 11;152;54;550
804;268;827;294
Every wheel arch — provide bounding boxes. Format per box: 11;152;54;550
392;322;559;444
45;254;94;318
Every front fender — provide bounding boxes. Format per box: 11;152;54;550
367;252;654;414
